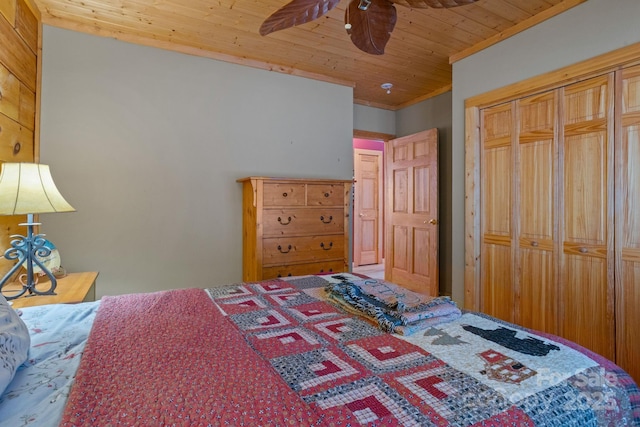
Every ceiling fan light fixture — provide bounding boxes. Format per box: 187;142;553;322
381;83;393;94
358;0;372;11
260;0;480;55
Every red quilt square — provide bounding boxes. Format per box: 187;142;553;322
248;327;323;359
286;301;341;322
345;333;433;373
214;295;267;315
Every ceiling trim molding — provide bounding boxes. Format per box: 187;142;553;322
354;84;452;111
353;98;398;111
40;14;356;89
449;0;588;65
353;129;395;141
24;0;42;20
396;84;452;110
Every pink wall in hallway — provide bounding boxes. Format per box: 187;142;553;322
353;138;384;151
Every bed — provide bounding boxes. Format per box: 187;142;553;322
1;273;639;426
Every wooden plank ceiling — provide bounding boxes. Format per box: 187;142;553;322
33;0;583;110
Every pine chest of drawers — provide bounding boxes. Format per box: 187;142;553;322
238;177;352;281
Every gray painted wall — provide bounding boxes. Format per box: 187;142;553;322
39;26;354;297
353;104;396;135
451;0;640;304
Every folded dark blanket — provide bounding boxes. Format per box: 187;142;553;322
325;277;461;335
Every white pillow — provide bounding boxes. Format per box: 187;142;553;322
0;294;30;396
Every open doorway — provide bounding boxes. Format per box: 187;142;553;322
352;137;385;279
351;129;439;296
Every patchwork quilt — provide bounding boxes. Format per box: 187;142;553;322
60;274;640;426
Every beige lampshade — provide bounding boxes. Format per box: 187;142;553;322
0;163;75;215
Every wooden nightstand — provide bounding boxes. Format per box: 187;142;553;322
7;272;99;308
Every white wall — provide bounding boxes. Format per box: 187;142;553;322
39;26;354;297
451;0;640;304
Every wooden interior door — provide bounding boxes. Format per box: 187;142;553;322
615;65;640;383
353;148;383;266
384;129;438;296
560;74;615;360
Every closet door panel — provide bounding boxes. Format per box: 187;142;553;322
563;133;607;245
616;66;640;383
519;248;554;332
518;92;557;334
561;76;614;360
562;255;610;358
481;242;513;322
483;146;511;236
481;104;514;322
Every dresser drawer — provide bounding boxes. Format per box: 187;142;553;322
239;177;352;282
262;208;344;237
262;235;345;265
307;184;346;206
263;182;306;206
262;260;346;279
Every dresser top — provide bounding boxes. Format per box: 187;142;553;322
237;176;353;184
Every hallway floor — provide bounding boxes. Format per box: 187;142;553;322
352;261;384;279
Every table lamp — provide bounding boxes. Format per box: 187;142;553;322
0;163;75;300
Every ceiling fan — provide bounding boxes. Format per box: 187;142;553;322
260;0;480;55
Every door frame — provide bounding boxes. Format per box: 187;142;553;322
353;147;384;266
352;130;394;270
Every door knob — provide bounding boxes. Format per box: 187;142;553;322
428;219;438;225
359;213;365;217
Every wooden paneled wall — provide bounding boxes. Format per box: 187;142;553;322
0;0;40;277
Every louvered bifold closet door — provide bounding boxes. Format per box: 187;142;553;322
480;103;515;323
560;74;615;361
616;65;640;383
516;92;558;335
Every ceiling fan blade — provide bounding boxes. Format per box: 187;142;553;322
346;0;397;55
390;0;478;8
260;0;341;36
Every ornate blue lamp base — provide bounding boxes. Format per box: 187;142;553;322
0;214;57;301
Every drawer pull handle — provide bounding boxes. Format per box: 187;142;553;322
324;192;330;197
277;273;292;277
282;192;288;197
277;244;292;254
320;242;333;250
278;216;292;225
531;241;539;247
579;247;588;254
320;215;333;224
13;142;21;155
